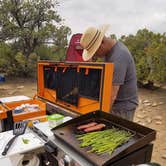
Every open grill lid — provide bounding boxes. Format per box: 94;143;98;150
51;111;156;166
37;61;114;114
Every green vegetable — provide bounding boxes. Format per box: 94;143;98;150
22;138;30;144
76;128;132;155
47;114;64;121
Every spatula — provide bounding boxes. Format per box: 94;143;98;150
2;120;28;156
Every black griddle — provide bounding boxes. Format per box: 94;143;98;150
51;111;156;166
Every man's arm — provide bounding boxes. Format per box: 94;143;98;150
110;85;120;108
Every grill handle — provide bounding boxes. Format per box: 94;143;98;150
44;141;57;155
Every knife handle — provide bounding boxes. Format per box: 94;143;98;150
2;135;18;156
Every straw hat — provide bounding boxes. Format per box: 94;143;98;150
80;24;110;61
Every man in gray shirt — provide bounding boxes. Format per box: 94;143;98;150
80;25;138;121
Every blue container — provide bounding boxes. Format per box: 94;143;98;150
0;75;5;82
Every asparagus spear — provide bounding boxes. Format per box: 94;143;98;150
76;128;132;155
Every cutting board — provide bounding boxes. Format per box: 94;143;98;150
0;130;44;158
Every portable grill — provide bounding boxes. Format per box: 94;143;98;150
51;111;156;166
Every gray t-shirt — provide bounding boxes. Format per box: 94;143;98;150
105;41;138;111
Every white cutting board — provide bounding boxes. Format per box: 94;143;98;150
0;130;44;159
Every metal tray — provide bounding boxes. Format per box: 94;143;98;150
51;111;156;166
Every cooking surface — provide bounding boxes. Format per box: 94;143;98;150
52;111;156;166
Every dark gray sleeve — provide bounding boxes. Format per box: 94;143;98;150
112;54;128;85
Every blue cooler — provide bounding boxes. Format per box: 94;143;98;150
0;74;5;83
